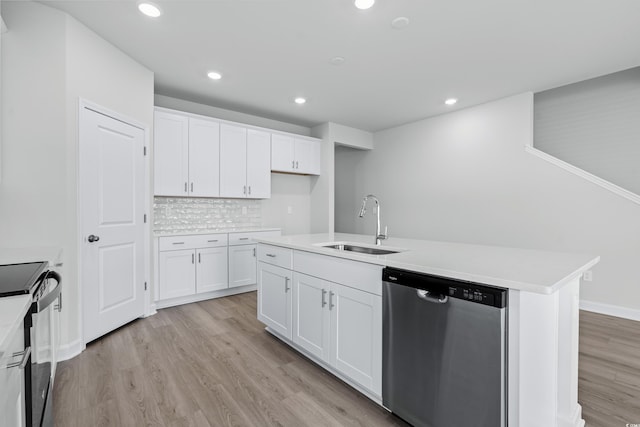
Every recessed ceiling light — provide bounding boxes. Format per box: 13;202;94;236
391;17;410;29
445;98;458;106
354;0;375;10
138;2;162;18
330;56;346;66
207;71;222;80
294;97;307;105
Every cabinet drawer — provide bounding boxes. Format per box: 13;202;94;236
159;233;227;251
258;244;293;269
294;250;383;296
229;230;281;246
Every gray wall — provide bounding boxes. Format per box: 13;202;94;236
534;67;640;194
334;93;640;312
0;1;155;348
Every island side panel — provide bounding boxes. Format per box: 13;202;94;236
516;277;583;427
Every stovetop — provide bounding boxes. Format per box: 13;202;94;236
0;262;48;297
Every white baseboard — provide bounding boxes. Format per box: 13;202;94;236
143;303;157;318
57;338;83;361
580;300;640;322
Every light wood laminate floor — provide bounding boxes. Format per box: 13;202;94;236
53;293;640;426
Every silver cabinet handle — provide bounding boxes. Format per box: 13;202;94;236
285;277;290;292
54;292;62;313
322;289;327;307
248;186;251;195
329;291;334;310
291;160;295;168
239;237;249;240
243;185;247;195
190;182;194;192
172;242;185;245
207;240;218;243
192;253;195;264
7;347;31;369
253;247;256;257
185;182;188;193
296;161;299;169
266;253;276;258
198;253;201;263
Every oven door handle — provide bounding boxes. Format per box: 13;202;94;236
37;271;62;313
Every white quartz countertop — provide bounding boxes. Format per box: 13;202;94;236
255;233;600;294
0;246;63;266
0;295;31;358
154;227;281;237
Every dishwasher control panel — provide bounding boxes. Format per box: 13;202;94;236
382;267;507;308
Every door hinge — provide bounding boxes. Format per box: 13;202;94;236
144;282;148;291
143;146;147;156
144;214;147;223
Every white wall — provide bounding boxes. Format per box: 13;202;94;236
0;1;154;351
335;93;640;313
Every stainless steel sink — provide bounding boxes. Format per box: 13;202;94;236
322;243;400;255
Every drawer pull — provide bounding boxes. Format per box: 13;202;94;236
322;289;327;307
285;277;290;292
329;291;335;310
239;237;249;240
253;248;256;257
8;347;31;370
207;240;218;243
172;242;185;245
266;253;277;258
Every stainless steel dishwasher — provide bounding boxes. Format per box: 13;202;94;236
382;267;508;427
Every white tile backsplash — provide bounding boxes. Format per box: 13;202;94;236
154;197;262;233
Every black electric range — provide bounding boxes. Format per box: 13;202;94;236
0;262;49;297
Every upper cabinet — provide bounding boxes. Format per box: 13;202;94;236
154;110;220;197
271;134;321;175
220;124;271;199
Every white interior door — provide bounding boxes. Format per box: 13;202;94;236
80;106;146;343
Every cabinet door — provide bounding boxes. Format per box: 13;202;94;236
154;111;189;196
292;272;331;362
196;247;228;293
0;323;25;427
330;283;382;396
159;249;196;299
229;245;257;288
246;129;271;199
271;133;295;172
294;137;321;175
220;123;247;198
257;262;292;339
188;118;220;197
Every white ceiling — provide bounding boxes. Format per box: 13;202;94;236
41;0;640;132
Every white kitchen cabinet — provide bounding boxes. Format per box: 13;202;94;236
257;261;293;340
154;110;189;196
229;245;257;288
220;124;271;199
196;247;228;293
329;282;382;395
292;272;331;361
159;249;197;299
0;317;27;427
154;110;220;197
271;133;321;175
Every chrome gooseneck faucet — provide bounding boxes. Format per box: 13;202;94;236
358;194;388;245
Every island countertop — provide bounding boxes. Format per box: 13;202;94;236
254;233;599;294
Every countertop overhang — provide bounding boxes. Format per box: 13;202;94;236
254;233;600;294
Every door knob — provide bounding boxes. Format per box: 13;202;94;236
88;235;100;243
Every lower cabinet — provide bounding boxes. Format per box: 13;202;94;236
159;249;196;299
257;244;382;398
229;245;257;288
257;262;292;340
195;247;228;293
0;317;27;427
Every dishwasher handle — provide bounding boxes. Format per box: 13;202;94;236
416;289;448;304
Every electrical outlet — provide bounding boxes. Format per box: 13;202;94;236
583;270;593;282
287;206;293;214
242;206;247;215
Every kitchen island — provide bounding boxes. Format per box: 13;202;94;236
255;233;599;427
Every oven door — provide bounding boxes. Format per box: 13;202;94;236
30;271;61;427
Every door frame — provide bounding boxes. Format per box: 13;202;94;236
77;98;153;350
